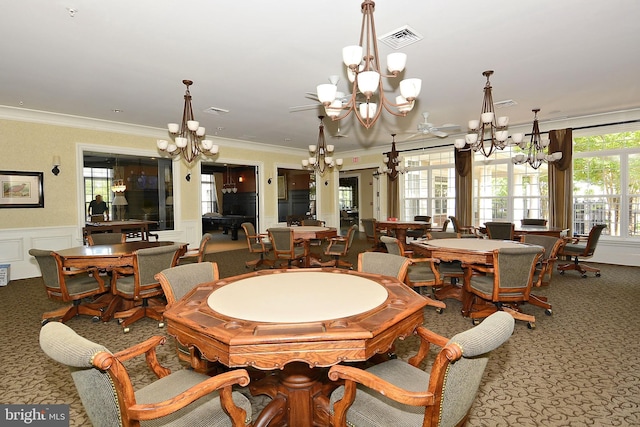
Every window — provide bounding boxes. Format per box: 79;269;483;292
201;172;219;215
83;153;173;230
572;130;640;237
401;149;456;224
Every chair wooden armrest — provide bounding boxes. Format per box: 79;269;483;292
462;263;494;274
407;325;450;367
127;369;251;422
62;266;100;277
328;364;435;407
408;256;440;265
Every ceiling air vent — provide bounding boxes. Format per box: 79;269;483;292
378;25;423;49
494;99;517;109
203;107;230;115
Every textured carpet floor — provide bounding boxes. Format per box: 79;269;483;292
1;234;639;426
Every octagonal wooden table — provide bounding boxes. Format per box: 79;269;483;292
164;267;429;427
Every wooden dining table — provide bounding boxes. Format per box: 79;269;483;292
514;225;569;238
163;267;429;427
290;225;338;267
376;220;431;246
56;240;186;270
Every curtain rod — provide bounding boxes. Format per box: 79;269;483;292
392;118;640;155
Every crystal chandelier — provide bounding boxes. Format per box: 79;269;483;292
454;70;523;157
302;116;343;175
156;80;219;165
315;0;421;129
373;134;405;180
512;109;563;169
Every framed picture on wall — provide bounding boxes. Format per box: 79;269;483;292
0;171;44;208
277;175;287;200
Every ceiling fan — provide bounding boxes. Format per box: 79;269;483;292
405;112;461;140
289;75;350;113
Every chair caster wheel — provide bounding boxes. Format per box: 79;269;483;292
545;309;552;316
581;274;587;278
595;273;601;277
527;322;536;329
41;319;50;326
118;319;124;324
472;319;480;326
435;307;443;314
92;316;100;322
123;327;130;333
559;271;565;275
158;322;165;328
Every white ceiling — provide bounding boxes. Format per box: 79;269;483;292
1;0;639;153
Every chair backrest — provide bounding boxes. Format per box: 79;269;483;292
193;233;213;262
448;216;464;233
485;222;515;240
521;235;562;262
29;249;60;290
436;311;514;426
357;252;409;281
583;224;607;256
156;261;219;306
134;244;182;288
493;246;543;298
87;233;126;246
361;218;376;240
521;218;548;226
414;215;431;223
440;218;450;231
302;219;324;226
427;231;460;239
90;214;106;222
344;224;358;249
39;322;123;427
380;235;403;256
268;227;295;256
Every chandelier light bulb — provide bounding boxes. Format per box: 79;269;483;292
308;145;317;153
209;145;219;154
336;158;343;166
317;84;337;104
357;71;380;96
512;133;524;144
481;112;494;124
468;120;480;130
157;139;169;150
454;139;466;149
399;78;421;100
187;120;199;131
386;52;407;74
196;126;206;137
497;116;509;127
175;137;188;148
168;123;179;133
342;45;363;68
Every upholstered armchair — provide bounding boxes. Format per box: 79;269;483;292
178;233;212;264
39;321;252;427
448;216;477;237
557;224;607;278
156;261;221;373
328;311;515;427
268;227;308;268
406;215;431;239
241;222;274;270
110;244;183;332
29;249;109;324
357;252;410;281
323;224;358;268
484;221;515;240
361;218;385;251
87;232;126;245
463;246;543;329
380;236;445;311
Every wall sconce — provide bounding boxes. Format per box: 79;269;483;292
51;156;61;176
238;175;244;183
